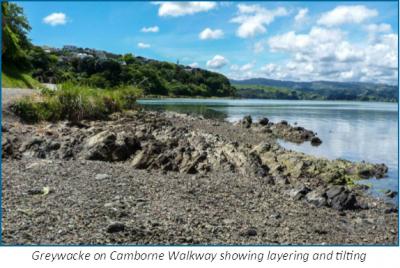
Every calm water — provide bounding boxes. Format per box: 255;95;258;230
138;98;398;202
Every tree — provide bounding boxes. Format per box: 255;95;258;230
2;2;32;67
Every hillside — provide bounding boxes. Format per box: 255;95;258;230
3;45;235;98
232;78;398;102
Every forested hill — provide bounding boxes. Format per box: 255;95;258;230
231;78;398;102
26;45;235;97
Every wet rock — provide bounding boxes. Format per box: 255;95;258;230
384;206;398;214
106;222;125;233
280;120;288;125
241;115;252;128
384;190;398;198
259;117;269;126
357;168;373;179
310;137;322;146
374;164;388;178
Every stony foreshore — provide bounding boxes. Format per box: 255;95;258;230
1;109;398;245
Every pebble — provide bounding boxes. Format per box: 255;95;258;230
106;222;125;233
95;174;111;180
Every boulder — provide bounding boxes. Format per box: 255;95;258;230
259;117;269;126
384;190;398;198
288;185;311;200
326;186;357;210
106;222;125;233
306;190;327;207
310;137;322;146
241;115;252;128
82;131;140;161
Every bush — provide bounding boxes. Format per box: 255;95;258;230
12;83;142;123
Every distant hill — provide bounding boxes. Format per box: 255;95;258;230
231;78;398;102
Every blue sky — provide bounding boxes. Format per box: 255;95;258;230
16;1;398;84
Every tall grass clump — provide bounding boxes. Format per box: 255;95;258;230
11;83;142;123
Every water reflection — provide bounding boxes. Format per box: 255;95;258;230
138;99;398;201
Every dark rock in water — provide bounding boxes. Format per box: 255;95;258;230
241;115;252;128
288;185;311;200
280;120;288;125
259;117;269;126
294;126;305;131
310;137;322;146
106;222;125;233
374;164;388;179
357;168;373;179
384;206;398;214
384;190;398;198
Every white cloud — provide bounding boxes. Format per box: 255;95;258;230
365;23;392;43
317;5;378;27
43;12;67;26
199;28;224;40
295;8;308;24
231;4;288;38
228;62;256;79
137;42;151;49
154;2;217;17
188;62;199;68
206;55;228;69
365;23;392;33
141;26;159;33
266;26;398;84
231;62;254;72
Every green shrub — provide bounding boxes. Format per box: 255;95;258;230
12;83;141;123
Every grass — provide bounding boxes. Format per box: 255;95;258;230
11;82;142;123
2;65;41;89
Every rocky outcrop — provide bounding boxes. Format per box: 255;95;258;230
2;111;390;211
81;131;140;161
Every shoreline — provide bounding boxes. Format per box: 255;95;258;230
138;96;399;104
1;108;398;245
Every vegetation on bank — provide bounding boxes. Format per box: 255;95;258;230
11;83;142;123
2;65;41;89
233;79;398;102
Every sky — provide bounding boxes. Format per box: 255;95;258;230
16;1;399;84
